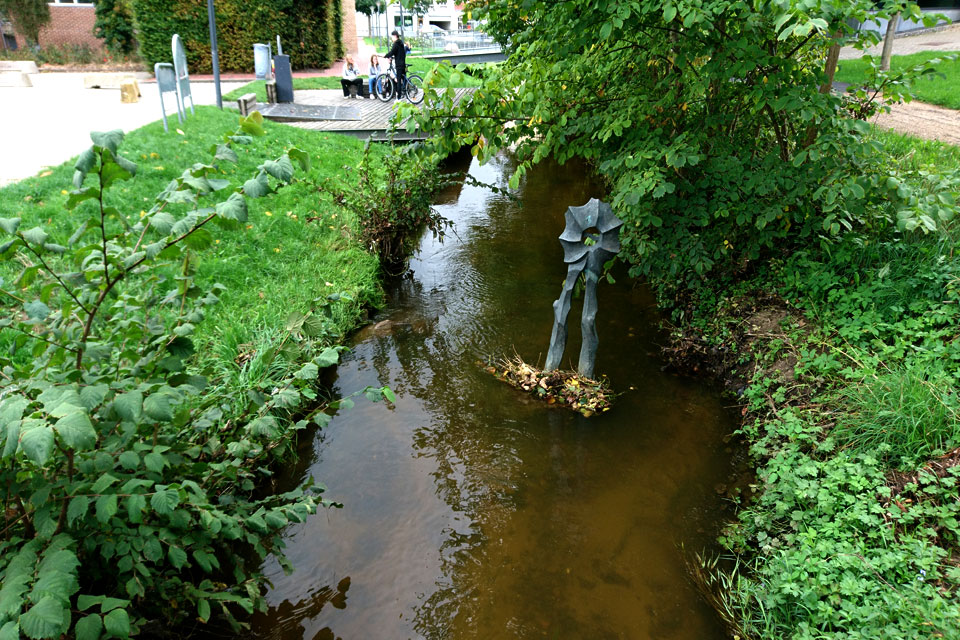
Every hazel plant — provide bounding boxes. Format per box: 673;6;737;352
0;115;376;639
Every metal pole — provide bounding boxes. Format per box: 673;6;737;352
207;0;222;109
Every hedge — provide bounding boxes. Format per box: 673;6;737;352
132;0;343;73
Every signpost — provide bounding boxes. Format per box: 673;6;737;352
207;0;222;109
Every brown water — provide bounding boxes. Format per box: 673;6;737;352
245;153;736;640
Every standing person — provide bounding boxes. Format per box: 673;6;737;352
384;30;407;98
368;54;382;99
340;55;363;98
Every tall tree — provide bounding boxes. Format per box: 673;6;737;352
356;0;384;40
409;0;936;287
0;0;49;46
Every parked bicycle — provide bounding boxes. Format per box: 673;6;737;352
375;60;425;105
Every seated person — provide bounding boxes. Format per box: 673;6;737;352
368;54;382;99
341;55;363;98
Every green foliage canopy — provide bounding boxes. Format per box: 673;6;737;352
409;0;956;289
94;0;137;56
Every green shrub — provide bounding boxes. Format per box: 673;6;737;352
0;118;391;637
94;0;137;56
132;0;342;74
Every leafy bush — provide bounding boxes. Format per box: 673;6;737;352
319;143;452;268
131;0;342;74
409;0;960;292
94;0;136;56
0;116;389;637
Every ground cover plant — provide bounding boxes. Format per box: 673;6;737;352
222;58;484;102
673;129;960;638
0;111;397;637
836;51;960;110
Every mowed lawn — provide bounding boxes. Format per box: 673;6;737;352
835;50;960;110
0;106;382;368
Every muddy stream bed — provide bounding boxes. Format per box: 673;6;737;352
237;153;739;639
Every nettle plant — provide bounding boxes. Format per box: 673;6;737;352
0;116;389;639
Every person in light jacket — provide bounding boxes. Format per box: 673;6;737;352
341;55;363;98
368;54;382;99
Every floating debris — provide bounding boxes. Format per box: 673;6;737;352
483;357;614;417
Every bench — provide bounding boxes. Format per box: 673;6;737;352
346;82;371;99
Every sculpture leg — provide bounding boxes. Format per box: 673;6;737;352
544;260;585;372
577;269;600;379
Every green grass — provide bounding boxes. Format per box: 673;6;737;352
223;57;484;102
835;51;960;110
835;364;960;466
872;127;960;170
0;106;383;366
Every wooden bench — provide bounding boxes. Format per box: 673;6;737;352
237;92;257;116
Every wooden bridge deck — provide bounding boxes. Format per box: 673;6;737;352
283;87;474;140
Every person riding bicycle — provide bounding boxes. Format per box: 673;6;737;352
384;30;407;99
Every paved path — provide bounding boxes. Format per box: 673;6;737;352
1;73;246;186
840;23;960;59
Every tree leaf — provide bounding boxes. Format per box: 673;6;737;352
288;148;311;172
24;300;51;321
143;394;173;422
74;148;97;188
54;410;96;450
295;362;319;381
95;494;118;524
243;172;270;198
21;227;49;246
19;424;54;466
19;595;65;639
117;451;139;470
113;391;142;423
74;614;103;640
215;192;248;223
263;155;294;183
0;218;20;234
149;211;175;235
315;347;340;368
167;546;187;569
67;496;90;525
214;144;238;164
150;487;179;515
102;608;130;639
197;598;210;623
90;130;124;155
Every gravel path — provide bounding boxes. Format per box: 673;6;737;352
840;23;960;60
873;99;960;145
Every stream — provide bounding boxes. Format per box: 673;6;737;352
242;152;737;639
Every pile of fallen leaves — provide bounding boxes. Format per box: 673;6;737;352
483;357;614;417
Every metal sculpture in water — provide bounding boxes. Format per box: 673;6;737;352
544;198;623;379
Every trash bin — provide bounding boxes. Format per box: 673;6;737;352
254;43;271;79
273;54;293;103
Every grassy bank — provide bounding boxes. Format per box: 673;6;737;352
223;58;484;102
668;129;960;638
835;51;960;110
0;108;389;636
1;107;382;361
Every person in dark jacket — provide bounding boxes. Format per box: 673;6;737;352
384;30;407;98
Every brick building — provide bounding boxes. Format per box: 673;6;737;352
4;0;359;59
8;1;101;51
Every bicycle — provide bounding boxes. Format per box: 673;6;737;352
375;60;425;105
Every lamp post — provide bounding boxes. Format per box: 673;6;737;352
207;0;222;109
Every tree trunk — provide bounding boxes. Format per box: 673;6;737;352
880;13;900;71
819;35;842;95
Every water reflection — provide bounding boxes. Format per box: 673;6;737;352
240;153;734;639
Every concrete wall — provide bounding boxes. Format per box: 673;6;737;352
858;9;959;36
13;4;102;51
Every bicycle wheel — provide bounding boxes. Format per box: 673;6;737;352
404;74;425;104
376;75;394;102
